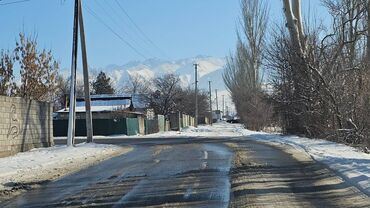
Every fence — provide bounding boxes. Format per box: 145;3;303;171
168;112;195;130
53;112;182;138
157;115;165;132
0;96;53;158
54;118;139;136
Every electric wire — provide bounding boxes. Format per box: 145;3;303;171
84;4;148;60
114;0;169;59
93;0;156;58
0;0;30;6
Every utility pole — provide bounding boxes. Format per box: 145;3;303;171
67;0;79;147
79;0;93;143
226;105;229;118
194;63;199;127
222;95;225;120
215;89;219;111
208;81;213;126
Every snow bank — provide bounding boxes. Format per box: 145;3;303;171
0;143;132;193
237;127;370;196
168;123;241;137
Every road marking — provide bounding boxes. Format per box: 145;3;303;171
202;162;207;169
184;188;192;199
202;151;208;169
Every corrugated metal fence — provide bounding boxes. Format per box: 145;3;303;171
53;112;194;137
54;118;139;136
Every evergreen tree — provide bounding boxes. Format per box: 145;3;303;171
92;71;115;94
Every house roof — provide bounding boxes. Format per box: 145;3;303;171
58;94;150;113
76;94;131;102
57;105;131;113
57;107;145;115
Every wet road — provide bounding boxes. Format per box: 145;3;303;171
2;138;234;207
2;136;370;207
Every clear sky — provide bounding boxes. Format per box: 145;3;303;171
0;0;327;69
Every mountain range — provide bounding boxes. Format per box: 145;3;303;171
62;55;234;112
101;55;227;91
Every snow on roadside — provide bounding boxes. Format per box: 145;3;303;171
0;143;132;193
235;126;370;196
152;122;370;196
169;124;240;137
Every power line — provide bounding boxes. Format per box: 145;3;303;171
102;0;163;59
84;5;147;60
0;0;30;6
93;0;155;58
93;0;123;29
114;0;169;59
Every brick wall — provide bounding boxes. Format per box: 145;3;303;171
0;96;53;158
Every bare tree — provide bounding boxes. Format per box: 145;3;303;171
122;74;151;94
267;0;370;150
174;87;209;117
149;73;181;116
223;0;272;130
283;0;305;53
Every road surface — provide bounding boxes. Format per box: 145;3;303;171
2;136;370;207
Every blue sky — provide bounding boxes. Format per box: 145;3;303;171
0;0;327;69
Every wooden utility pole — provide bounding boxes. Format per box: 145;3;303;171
208;81;212;126
194;63;199;127
78;0;93;143
67;0;79;147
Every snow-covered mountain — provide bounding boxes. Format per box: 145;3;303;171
62;56;234;113
97;56;227;91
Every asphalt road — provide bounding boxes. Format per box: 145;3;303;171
2;136;370;208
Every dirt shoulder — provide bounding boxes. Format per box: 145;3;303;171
0;144;133;202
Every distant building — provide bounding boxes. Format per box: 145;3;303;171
53;94;149;136
212;110;222;122
55;94;150;120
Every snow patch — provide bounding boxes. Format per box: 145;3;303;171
0;143;132;192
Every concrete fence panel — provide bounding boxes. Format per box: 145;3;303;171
169;113;180;131
145;119;159;135
157;115;165;132
138;117;145;135
0;96;53;158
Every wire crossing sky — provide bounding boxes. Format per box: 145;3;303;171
0;0;327;69
0;0;30;6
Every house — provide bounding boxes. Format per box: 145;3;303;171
55;94;150;119
212;110;222;122
53;94;149;136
